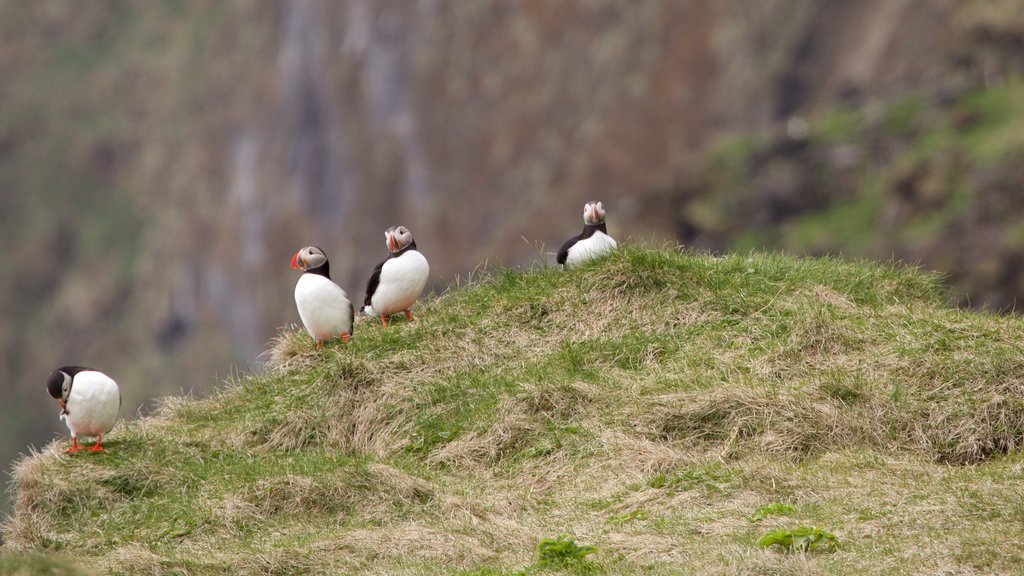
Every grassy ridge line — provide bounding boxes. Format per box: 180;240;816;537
4;247;1024;574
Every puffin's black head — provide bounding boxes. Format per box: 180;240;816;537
386;226;416;254
46;369;72;401
290;246;330;276
583;201;606;226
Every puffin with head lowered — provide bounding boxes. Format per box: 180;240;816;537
46;366;120;454
290;246;354;347
556;200;618;267
363;225;429;327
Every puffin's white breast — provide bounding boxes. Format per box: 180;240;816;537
369;250;429;315
566;231;617;266
295;273;353;341
64;371;119;438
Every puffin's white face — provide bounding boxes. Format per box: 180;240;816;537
386;226;414;253
46;370;72;405
583;201;606;225
290;246;328;271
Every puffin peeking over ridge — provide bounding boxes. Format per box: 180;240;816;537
291;246;354;347
46;366;120;454
363;225;429;327
556;200;618;267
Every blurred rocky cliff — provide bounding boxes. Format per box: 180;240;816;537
2;0;1023;496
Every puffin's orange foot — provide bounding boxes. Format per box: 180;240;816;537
380;314;389;328
405;310;414;321
316;340;322;350
67;438;81;454
341;333;350;343
87;435;104;452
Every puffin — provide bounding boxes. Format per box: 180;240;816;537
290;246;354;347
46;366;120;454
363;225;429;327
556;200;618;267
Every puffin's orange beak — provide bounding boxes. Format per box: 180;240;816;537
387;233;397;253
290;252;302;270
59;399;65;410
590;205;599;223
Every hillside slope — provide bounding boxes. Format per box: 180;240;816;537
5;248;1024;574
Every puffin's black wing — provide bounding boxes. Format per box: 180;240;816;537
364;260;386;308
556;235;580;265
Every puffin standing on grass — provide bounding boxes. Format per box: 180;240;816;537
556;200;618;267
46;366;120;454
363;225;429;327
291;246;354;347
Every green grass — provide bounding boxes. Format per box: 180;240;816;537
5;247;1024;574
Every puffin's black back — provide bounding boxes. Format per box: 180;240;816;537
46;365;92;398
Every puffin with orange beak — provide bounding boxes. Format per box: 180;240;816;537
46;366;120;454
291;246;354;347
556;200;618;267
363;226;429;327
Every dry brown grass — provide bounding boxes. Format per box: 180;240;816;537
648;385;890;459
248;463;434;518
430;381;594;467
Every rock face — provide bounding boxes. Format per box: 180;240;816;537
1;1;1020;488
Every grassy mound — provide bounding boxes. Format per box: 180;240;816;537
5;247;1024;574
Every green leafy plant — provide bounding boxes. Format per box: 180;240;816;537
406;426;459;454
536;534;599;571
606;509;647;526
757;526;840;552
750;503;797;522
645;464;734;493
